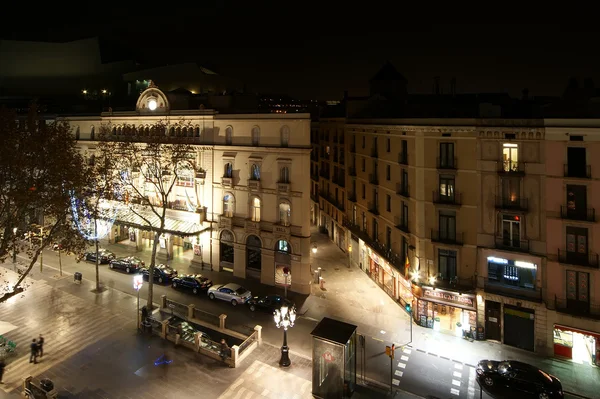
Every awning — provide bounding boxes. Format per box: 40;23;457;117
107;202;208;236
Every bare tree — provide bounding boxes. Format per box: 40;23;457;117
0;105;89;301
97;121;197;308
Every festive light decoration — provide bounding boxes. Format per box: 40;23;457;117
69;191;117;240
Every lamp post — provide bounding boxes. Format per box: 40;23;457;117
12;227;17;265
274;304;296;367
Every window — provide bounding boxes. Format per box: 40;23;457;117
176;168;194;187
439;210;456;241
251;164;261;180
220;230;234;263
224;162;233;178
386;195;391;212
401;169;408;191
439;142;455;168
280;166;290;183
251;126;260;146
501;214;521;248
566;226;588;263
386;227;392;249
352;205;357;224
501;177;520;200
402;201;409;227
90;126;95;140
281;126;290;147
439;176;455;200
386;164;391;180
250;197;261;222
225;126;233;145
279;202;291;226
362;212;367;231
386;137;391;152
223;194;234;217
438;249;457;280
277;240;291;253
362;183;366;199
502;143;519;172
361;158;366;172
487;257;537;289
372;219;378;241
566;270;589;305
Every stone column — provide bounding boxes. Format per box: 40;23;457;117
260;249;275;287
135;228;143;251
254;325;262;344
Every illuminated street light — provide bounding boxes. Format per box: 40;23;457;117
311;243;317;254
274;305;296;367
82;89;87;95
12;227;17;264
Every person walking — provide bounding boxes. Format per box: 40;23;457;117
29;339;37;364
0;358;5;384
37;334;44;358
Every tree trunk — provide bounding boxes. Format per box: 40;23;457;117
147;231;160;310
94;218;100;292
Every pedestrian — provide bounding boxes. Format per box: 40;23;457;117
29;339;37;364
37;334;44;358
0;358;5;384
220;338;230;361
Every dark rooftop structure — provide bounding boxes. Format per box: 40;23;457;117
310;317;357;345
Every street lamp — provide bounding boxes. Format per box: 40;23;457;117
12;227;17;264
274;304;296;367
311;243;317;254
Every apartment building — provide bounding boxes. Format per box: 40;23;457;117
64;82;313;294
545;120;600;366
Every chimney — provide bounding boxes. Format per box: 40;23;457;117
522;88;529;100
450;77;456;96
434;76;440;95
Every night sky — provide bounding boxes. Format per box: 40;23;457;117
1;7;599;101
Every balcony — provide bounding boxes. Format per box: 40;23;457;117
396;182;409;198
342;217;404;272
484;278;542;303
219;215;233;229
495;236;530;253
245;219;260;232
248;179;261;191
368;201;379;215
436;157;457;170
195;171;207;179
277;182;290;193
431;229;463;246
433;191;462;206
495;195;528;211
310;193;319;203
319;170;330;179
432;277;475;293
564;164;591;179
497;160;525;175
398;152;408;165
221;176;233;188
310;173;319;181
348;167;356;177
394;216;409;234
348;192;357;202
371;147;378;158
350;144;356;153
321;191;345;212
369;173;379;185
558;249;599;268
560;206;596;222
555;297;600;320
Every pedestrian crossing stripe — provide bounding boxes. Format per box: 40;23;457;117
394;370;403;377
392;379;400;386
400;355;409;361
453;371;462;378
451;388;460;396
452;379;461;387
397;362;406;369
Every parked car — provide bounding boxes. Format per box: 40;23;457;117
83;249;116;264
141;264;177;284
247;294;295;313
476;360;563;399
109;256;145;273
207;283;252;306
171;274;212;294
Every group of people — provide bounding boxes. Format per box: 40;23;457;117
29;334;44;364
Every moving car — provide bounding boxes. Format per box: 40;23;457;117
140;264;177;284
82;249;116;264
109;256;145;273
171;274;213;294
207;283;252;306
476;360;563;399
247;294;295;313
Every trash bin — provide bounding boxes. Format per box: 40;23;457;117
40;378;54;392
74;272;82;282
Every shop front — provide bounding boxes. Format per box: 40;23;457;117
553;324;599;366
414;287;477;336
365;246;413;308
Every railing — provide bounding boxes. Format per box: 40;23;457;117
194;308;221;326
238;331;258;355
560;206;596;222
396;182;409;198
554;296;600;320
432;277;475;292
394;216;409;233
343;218;404;271
369;173;379;185
495;196;528;211
398;152;408;165
495;237;530;253
368;201;379;215
497;160;525;175
558;249;599;268
431;230;464;245
564;164;591;178
348;166;356;176
483;278;542;302
436;157;457;169
310;193;319;203
166;299;188;317
348;192;357;202
433;191;462;205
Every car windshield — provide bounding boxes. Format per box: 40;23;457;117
235;287;247;295
195;277;207;284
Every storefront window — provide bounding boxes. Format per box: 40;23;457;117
487;256;537;289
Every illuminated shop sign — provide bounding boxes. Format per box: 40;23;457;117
423;288;475;310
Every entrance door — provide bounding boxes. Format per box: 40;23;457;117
485;301;501;341
503;305;535;351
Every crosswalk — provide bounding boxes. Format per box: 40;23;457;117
218;360;312;399
0;273;133;391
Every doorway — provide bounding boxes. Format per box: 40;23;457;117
567;147;587;177
485;300;501;341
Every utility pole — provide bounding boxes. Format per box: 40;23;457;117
386;343;395;394
39;226;43;272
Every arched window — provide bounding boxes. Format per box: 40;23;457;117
276;240;291;254
223;194;234;217
117;126;122;135
281;125;290;147
224;162;233;178
220;230;234;264
169;127;175;136
251;126;260;146
195;126;200;137
250;197;261;222
279;202;291;226
90;126;95;140
280;166;290;183
112;126;117;136
225;126;233;145
250;164;260;180
246;235;262;271
182;127;188;137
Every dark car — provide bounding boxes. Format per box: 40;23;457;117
171;274;213;295
476;360;563;399
109;256;145;273
141;264;177;284
83;249;116;264
247;294;295;313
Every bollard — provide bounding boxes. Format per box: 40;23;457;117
219;314;227;329
319;277;325;290
254;325;262;344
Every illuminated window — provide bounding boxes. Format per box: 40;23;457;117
502;143;519;172
280;166;290;183
279;202;291;226
250;197;261;222
224;163;233;178
223;194;234;217
251;164;261;180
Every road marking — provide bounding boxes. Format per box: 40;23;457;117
403;348;411;354
397;362;406;369
452;379;461;387
453;371;462;378
454;363;463;370
401;355;409;361
468;366;476;399
450;388;460;396
371;337;384;342
395;370;403;377
392;379;400;386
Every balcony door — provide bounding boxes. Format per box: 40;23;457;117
566;270;589;314
439;142;454;168
566;185;587;219
501;178;520;203
502;214;521;248
439;211;456;241
567;147;587;177
566;226;588;265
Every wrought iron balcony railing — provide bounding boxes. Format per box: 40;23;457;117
560;206;596;222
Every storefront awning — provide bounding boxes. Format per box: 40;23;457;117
109;203;208;237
